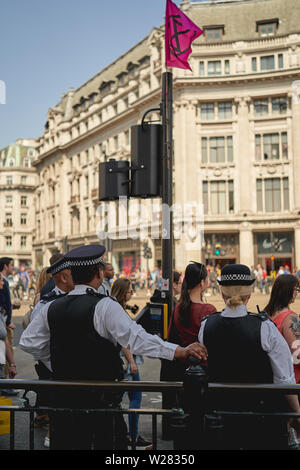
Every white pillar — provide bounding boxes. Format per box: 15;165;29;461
239;227;254;268
294;227;300;270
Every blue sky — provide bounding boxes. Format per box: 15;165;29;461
0;0;203;149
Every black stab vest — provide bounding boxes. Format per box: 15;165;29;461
203;312;273;384
47;292;124;382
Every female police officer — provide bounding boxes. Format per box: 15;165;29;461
198;263;300;450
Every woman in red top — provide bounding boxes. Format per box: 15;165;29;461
160;262;216;436
171;262;216;347
264;274;300;383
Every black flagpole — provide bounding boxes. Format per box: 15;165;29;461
161;71;173;329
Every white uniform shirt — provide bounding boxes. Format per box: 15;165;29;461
19;284;177;372
198;304;296;385
27;286;66;365
97;278;111;296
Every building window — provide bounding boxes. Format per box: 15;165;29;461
278;53;283;69
253;96;288;117
21;213;27;225
260;55;275;71
200;102;232;120
224;60;230;75
203;180;234;214
199;61;205;76
21;196;27;207
5;236;12;248
201;136;234;163
218;101;232;119
255;132;288;161
85;175;89;197
227;136;233;162
5;195;12;206
210;137;225;163
23;158;30;168
5;213;12;227
114;135;119;151
202;138;208;164
21;236;27;249
203;181;208;213
256;177;289;212
200;103;214;120
6;176;12;185
125;130;130;146
204;26;224;41
257;19;278;36
254;98;268;116
252;57;257;72
21;176;27;184
272;96;287;114
207;60;222;76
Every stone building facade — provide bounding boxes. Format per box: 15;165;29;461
32;0;300;274
0;139;37;266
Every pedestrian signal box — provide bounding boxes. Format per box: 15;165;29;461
135;303;168;340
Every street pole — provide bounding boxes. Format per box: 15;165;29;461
161;71;173;325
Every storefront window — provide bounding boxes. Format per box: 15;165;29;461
256;231;293;254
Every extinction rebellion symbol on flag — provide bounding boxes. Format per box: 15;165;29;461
165;0;203;70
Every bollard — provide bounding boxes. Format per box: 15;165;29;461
170;358;208;449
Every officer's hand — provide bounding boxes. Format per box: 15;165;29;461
174;342;207;362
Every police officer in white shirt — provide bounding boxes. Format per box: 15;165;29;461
198;263;300;450
20;244;207;450
29;255;74;445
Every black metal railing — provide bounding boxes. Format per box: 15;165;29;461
1;379;300;450
0;378;183;450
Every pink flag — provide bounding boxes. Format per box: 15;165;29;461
165;0;203;70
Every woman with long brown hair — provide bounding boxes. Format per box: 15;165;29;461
264;274;300;383
170;261;216;348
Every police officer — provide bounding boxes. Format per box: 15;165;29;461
198;263;300;450
28;255;74;445
20;244;207;450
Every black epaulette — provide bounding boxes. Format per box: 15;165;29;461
248;311;269;321
202;311;220;323
40;290;67;303
85;287;116;302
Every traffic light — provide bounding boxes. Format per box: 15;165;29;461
130;124;163;198
98;159;130;201
214;244;226;256
215;244;221;256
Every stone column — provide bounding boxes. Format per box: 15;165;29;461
291;86;300;210
294;226;300;270
235;97;252;214
173;100;201;270
239;224;254;268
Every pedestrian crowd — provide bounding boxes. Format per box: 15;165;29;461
0;250;300;450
